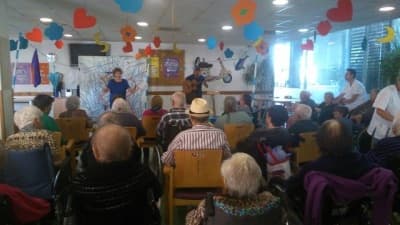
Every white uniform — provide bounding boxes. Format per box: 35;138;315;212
341;79;368;111
367;85;400;140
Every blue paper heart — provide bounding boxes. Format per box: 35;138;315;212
19;36;28;49
9;40;17;51
115;0;143;13
45;22;64;40
224;48;234;58
243;21;264;41
207;36;217;50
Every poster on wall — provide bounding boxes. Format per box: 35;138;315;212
11;63;49;85
78;56;149;119
142;49;184;86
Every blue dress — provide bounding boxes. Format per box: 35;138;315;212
107;79;130;106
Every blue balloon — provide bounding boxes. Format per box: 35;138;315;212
45;22;64;41
243;21;264;41
224;48;234;58
115;0;143;13
207;36;217;50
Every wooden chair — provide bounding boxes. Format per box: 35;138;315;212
52;132;75;172
163;150;224;225
223;123;255;149
124;126;137;141
55;118;89;143
141;115;162;138
293;132;320;166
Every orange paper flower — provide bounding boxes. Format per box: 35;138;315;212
231;0;257;26
120;25;137;42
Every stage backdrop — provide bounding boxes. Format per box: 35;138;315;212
78;56;149;119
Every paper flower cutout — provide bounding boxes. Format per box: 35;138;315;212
207;36;217;49
224;48;234;58
377;26;395;43
55;40;64;49
9;40;17;51
74;8;97;29
316;20;332;36
135;52;143;60
19;36;28;49
123;42;133;52
326;0;353;22
243;21;263;41
153;36;161;48
219;41;224;51
301;39;314;51
25;27;43;43
45;22;64;40
231;0;256;26
144;44;153;56
120;25;137;42
254;38;268;55
114;0;143;14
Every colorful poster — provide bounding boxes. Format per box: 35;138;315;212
39;63;49;84
11;63;49;85
150;57;160;78
163;57;179;78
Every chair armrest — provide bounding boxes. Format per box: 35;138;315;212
64;139;75;154
163;166;173;176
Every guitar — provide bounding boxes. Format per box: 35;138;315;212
217;58;232;83
182;79;198;95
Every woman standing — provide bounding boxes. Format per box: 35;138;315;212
102;68;136;107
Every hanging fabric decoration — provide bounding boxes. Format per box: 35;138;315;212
326;0;353;22
377;26;395;43
93;32;110;53
49;72;61;97
219;41;225;51
120;25;137;42
144;44;153;56
10;36;28;51
243;21;263;41
45;22;64;40
73;8;97;29
31;49;41;87
231;0;257;26
317;20;332;36
55;40;64;49
25;27;43;43
114;0;143;14
207;36;217;49
153;36;161;48
301;39;314;51
122;42;133;53
224;48;234;58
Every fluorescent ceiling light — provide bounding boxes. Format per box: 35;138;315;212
298;28;309;33
63;33;73;38
135;36;142;40
328;41;335;45
40;17;53;23
222;25;233;31
137;21;149;27
272;0;288;6
197;38;206;43
379;6;395;12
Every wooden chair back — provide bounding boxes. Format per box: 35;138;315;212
173;150;223;188
224;123;255;149
124;127;137;141
56;118;88;142
141;115;161;138
295;132;320;165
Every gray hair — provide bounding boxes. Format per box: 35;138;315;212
294;104;312;120
220;153;262;198
111;98;130;113
223;96;238;113
392;113;400;136
65;96;80;111
14;105;43;129
171;91;186;108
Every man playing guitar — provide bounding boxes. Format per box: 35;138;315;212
183;66;209;105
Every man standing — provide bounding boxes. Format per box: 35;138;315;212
162;98;231;166
336;68;368;111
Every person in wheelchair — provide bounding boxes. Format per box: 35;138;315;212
72;124;161;225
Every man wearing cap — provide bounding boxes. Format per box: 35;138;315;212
162;98;231;166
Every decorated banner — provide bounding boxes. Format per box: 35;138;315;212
150;57;160;78
11;63;49;85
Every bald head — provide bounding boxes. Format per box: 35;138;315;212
316;119;352;156
97;111;121;127
91;124;132;163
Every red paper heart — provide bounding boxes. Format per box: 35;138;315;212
153;36;161;48
55;40;64;49
123;42;133;53
219;41;224;51
326;0;353;22
73;8;97;29
317;20;332;36
25;27;43;43
144;44;152;56
301;39;314;51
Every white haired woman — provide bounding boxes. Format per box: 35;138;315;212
110;98;145;137
59;96;92;127
214;96;253;129
186;153;284;225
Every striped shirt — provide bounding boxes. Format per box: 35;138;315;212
162;124;231;166
156;108;192;137
364;136;400;166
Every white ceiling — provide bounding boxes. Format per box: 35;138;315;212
5;0;400;45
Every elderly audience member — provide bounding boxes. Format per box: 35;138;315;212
32;94;60;132
186;153;284;225
335;68;368;111
72;124;161;225
368;75;400;141
5;106;61;165
110;98;145;137
350;88;378;128
156;91;192;150
299;90;318;121
143;95;168;117
162;98;231;166
365;113;400;167
333;105;353;134
317;92;336;124
215;96;253;129
59;96;92;127
238;94;253;115
288;104;319;136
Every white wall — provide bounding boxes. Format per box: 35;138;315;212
10;40;256;114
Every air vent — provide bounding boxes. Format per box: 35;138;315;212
157;26;182;32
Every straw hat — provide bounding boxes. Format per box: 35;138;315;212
189;98;210;117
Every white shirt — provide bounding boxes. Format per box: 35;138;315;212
367;85;400;139
341;79;368;111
